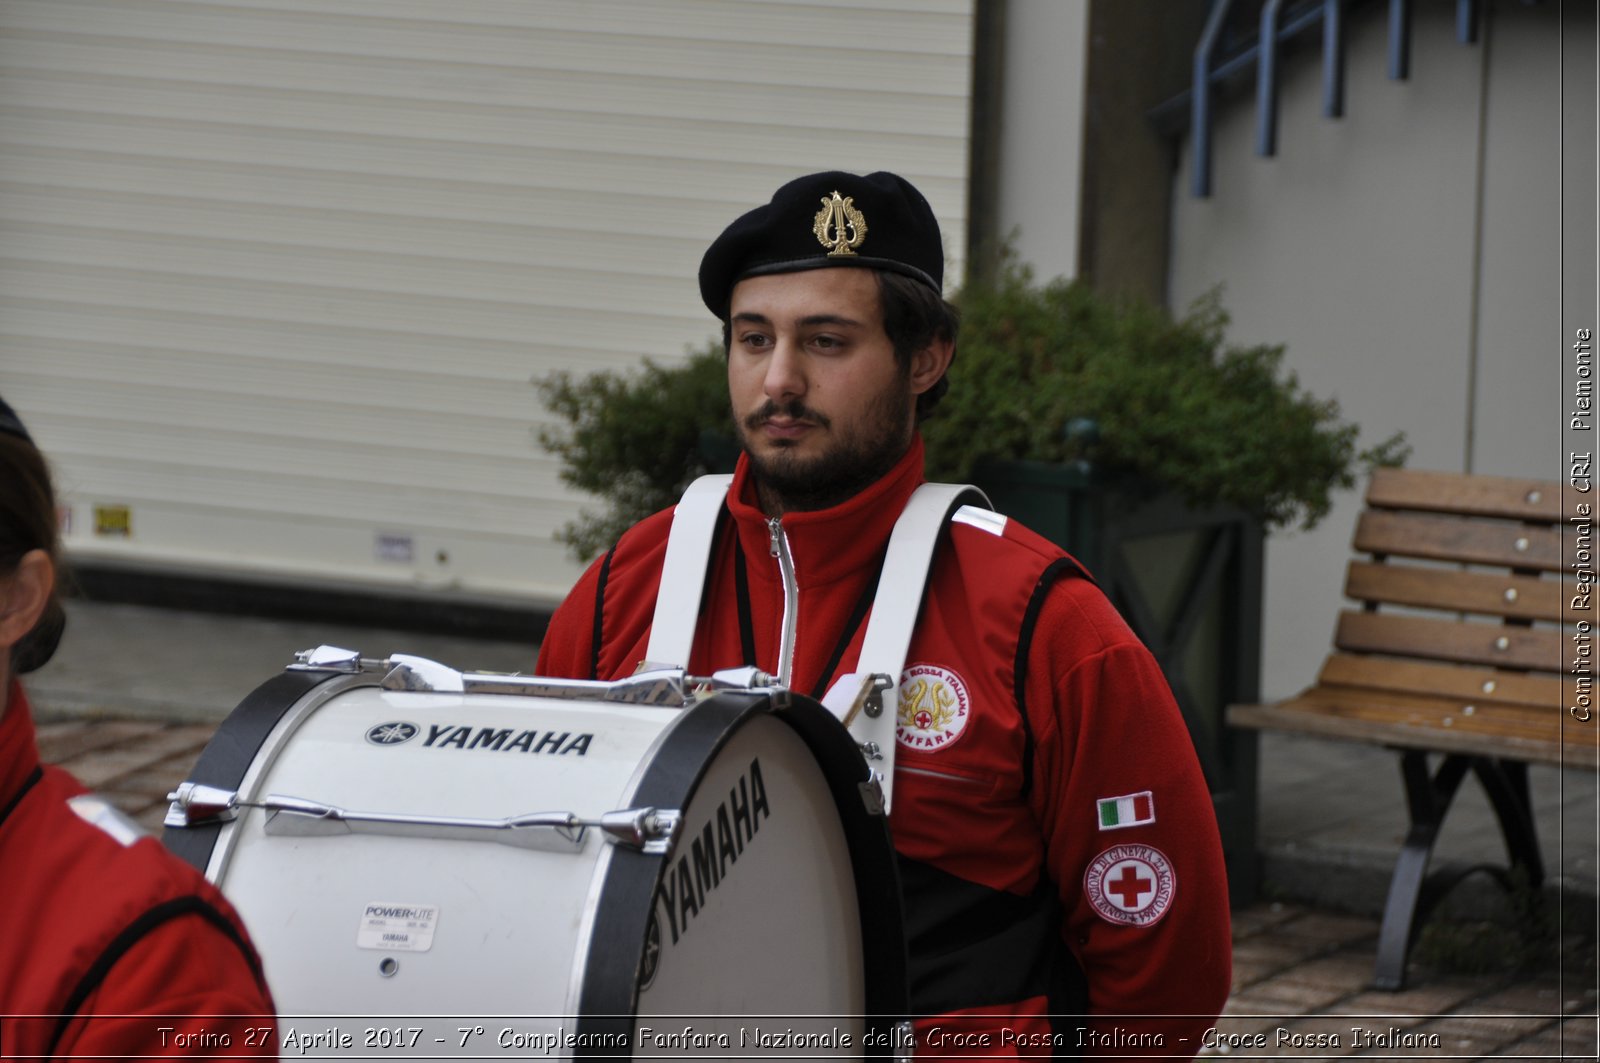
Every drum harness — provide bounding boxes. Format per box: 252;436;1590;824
643;474;993;813
166;478;989;856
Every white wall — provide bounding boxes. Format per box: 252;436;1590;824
993;0;1090;281
1169;0;1589;698
1473;2;1591;478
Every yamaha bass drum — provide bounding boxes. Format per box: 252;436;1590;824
163;648;909;1058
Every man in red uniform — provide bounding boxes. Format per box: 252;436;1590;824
0;396;279;1058
536;172;1230;1057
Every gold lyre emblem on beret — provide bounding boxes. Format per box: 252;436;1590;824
813;191;867;257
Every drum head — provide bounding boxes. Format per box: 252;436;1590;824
574;690;906;1057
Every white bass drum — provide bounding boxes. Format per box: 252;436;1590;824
163;653;908;1059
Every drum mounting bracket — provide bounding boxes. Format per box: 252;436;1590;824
858;779;887;817
599;807;682;855
164;781;242;828
284;646;782;710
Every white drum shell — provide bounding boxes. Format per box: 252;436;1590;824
212;687;667;1016
188;676;882;1057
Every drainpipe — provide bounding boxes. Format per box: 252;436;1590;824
1191;0;1234;198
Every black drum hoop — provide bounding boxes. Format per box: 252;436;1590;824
160;669;354;872
574;689;908;1057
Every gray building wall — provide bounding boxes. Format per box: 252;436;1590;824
1168;0;1595;698
990;0;1091;283
984;0;1207;303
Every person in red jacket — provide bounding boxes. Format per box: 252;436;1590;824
536;171;1232;1057
0;396;279;1059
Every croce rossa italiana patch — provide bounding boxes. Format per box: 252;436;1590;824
895;663;971;752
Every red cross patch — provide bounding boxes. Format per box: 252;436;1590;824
895;664;971;752
1084;844;1176;928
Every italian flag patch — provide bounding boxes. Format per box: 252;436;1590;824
1097;791;1155;830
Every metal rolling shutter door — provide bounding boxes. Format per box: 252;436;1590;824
0;0;972;606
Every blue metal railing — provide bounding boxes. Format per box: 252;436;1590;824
1170;0;1492;197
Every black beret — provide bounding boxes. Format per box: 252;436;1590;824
0;394;32;444
699;170;944;319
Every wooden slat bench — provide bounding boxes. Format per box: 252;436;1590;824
1228;467;1595;989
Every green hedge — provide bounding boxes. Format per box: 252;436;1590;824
539;263;1406;560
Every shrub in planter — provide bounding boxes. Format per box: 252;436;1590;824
537;263;1407;559
929;262;1407;531
537;349;731;561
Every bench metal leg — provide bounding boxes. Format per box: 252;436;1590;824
1372;754;1545;990
1472;758;1544;888
1373;751;1468;990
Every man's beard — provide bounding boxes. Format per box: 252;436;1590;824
733;381;914;515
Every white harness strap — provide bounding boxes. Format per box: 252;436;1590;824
842;484;991;809
643;474;734;670
643;474;993;811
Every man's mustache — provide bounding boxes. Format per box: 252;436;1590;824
744;400;832;431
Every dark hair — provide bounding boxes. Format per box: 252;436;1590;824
719;268;960;423
0;432;65;674
876;270;959;422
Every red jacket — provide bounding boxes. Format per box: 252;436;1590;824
537;437;1231;1058
0;682;278;1059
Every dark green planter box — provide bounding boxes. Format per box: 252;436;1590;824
975;459;1264;907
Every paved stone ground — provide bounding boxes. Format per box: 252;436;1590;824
30;713;1600;1061
1255;732;1598;920
1218;904;1596;1059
